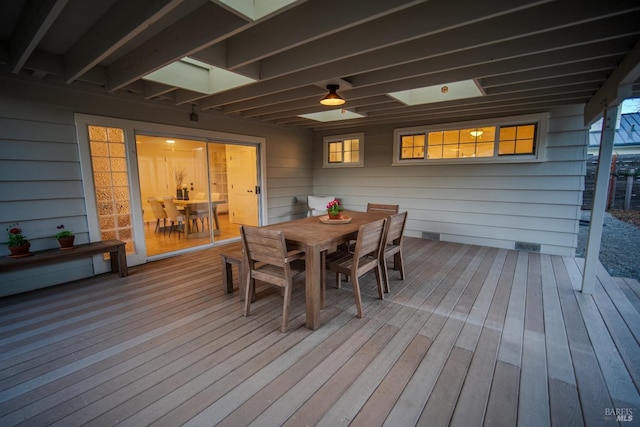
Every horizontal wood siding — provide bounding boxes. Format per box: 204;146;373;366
314;105;587;256
0;76;312;296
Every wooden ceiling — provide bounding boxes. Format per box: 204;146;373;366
1;0;640;131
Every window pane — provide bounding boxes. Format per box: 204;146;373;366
428;132;443;146
460;128;476;143
443;130;459;144
328;141;342;163
516;139;534;154
499;140;515;155
427;145;442;159
517;125;535;139
500;126;516;141
400;134;425;159
499;124;536;156
476;142;494;157
459;143;476;158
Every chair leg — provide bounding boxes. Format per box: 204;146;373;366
282;284;293;332
351;274;363;318
243;274;254;317
395;250;405;280
374;262;385;300
381;255;391;293
155;219;160;233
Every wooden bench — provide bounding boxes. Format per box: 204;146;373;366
0;240;128;277
220;246;244;294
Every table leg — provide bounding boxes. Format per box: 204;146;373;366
305;245;321;330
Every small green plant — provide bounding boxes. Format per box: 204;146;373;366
5;223;28;247
326;199;344;216
55;224;74;240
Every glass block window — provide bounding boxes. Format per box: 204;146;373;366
323;133;364;167
88;125;135;255
393;114;545;165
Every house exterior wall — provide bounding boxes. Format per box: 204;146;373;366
313;105;588;256
0;76;312;296
0;73;588;296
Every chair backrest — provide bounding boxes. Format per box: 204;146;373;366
385;211;407;247
240;225;288;268
353;218;387;265
367;203;399;214
162;196;183;221
148;197;167;219
241;225;300;290
307;195;335;217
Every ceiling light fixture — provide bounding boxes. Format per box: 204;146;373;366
470;130;483;137
320;84;345;106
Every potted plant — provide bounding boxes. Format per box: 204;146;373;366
55;224;75;249
5;223;30;256
173;167;187;199
326;199;344;219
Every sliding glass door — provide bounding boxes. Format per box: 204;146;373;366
136;135;259;257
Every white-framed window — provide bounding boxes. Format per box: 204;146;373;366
393;113;547;165
323;132;364;168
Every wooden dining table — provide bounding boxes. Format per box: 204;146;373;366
265;210;389;330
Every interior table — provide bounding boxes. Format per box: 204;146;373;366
173;199;226;237
265;210;388;330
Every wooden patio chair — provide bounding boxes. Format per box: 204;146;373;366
240;225;305;332
367;203;399;214
381;211;408;293
325;218;387;318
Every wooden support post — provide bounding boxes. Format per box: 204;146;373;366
582;105;619;294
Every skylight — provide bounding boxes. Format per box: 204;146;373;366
143;57;255;95
214;0;299;21
299;109;365;122
389;80;484;106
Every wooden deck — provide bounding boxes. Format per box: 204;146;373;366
0;237;639;426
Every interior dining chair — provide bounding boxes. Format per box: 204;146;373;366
190;192;208;232
325;218;387;318
240;225;305;332
147;197;168;234
380;211;408;293
367;203;399;214
162;196;185;239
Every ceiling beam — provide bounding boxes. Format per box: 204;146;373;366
106;2;248;92
9;0;69;73
479;57;619;88
584;40;640;125
64;0;183;84
224;0;427;69
350;12;640;87
259;0;550;80
199;7;639;109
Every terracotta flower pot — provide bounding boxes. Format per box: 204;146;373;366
57;236;75;249
8;243;30;256
327;211;341;220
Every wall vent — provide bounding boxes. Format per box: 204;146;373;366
422;232;440;241
515;242;541;252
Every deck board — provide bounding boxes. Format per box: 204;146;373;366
0;238;639;426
